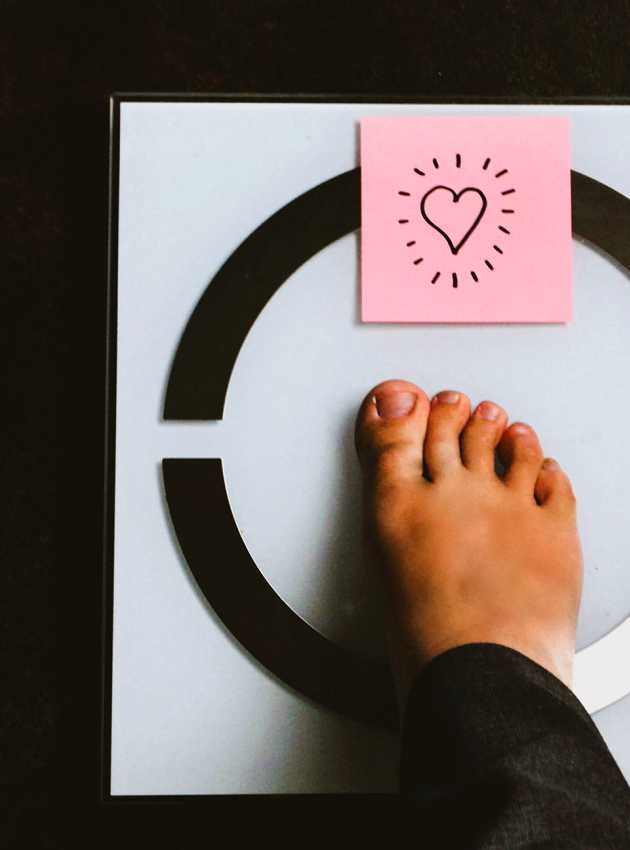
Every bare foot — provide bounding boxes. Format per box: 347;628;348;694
354;379;583;710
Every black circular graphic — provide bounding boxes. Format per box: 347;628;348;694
162;168;630;731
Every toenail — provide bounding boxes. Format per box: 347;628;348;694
374;391;417;419
477;402;500;421
434;390;460;405
543;458;557;469
512;423;530;434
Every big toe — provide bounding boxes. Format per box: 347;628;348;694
355;379;430;487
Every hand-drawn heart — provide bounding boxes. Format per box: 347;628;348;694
420;185;487;255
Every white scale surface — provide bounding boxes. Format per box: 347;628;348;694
111;101;630;794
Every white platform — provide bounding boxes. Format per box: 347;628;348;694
111;100;630;794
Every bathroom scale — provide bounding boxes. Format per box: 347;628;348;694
103;95;630;796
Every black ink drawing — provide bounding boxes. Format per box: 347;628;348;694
398;153;516;287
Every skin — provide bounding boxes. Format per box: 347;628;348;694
354;379;583;711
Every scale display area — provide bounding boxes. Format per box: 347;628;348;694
106;98;630;795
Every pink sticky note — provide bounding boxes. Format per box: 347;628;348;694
360;115;572;322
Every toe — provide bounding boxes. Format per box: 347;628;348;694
354;379;430;487
497;422;544;494
535;458;576;512
461;400;508;474
423;390;471;478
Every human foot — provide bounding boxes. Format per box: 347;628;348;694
354;379;583;709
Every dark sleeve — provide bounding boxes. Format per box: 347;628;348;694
399;642;630;849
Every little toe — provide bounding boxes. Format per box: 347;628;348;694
535;458;576;513
424;390;471;478
354;379;430;487
498;422;544;494
461;400;508;474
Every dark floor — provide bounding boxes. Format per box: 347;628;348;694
3;1;630;845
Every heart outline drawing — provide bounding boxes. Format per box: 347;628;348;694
420;185;487;255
